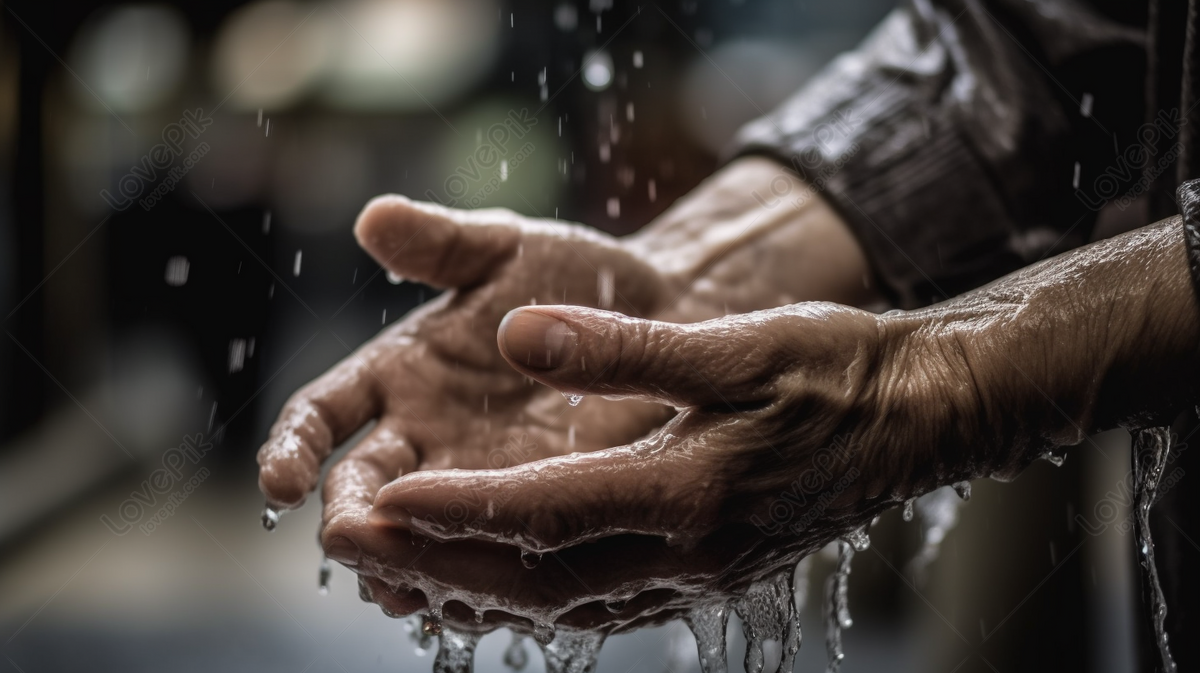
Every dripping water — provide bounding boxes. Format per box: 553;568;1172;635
532;621;556;647
909;485;967;582
317;557;331;595
734;568;800;673
261;505;280;531
1131;427;1177;672
432;625;480;673
902;497;916;522
824;541;854;673
563;393;584;407
684;602;730;673
537;628;605;673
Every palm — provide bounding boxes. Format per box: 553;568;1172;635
257;196;675;515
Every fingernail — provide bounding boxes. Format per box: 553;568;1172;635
501;310;577;369
369;505;412;528
324;536;360;566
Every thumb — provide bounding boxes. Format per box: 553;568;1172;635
354;194;521;289
496;306;778;408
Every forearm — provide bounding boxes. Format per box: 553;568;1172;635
624;157;883;321
894;217;1200;479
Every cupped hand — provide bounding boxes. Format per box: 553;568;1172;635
344;302;985;631
256;196;685;528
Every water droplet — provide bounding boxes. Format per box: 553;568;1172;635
474;609;485;623
567;424;576;449
532;622;556;646
520;550;542;569
387;271;405;285
164;256;189;286
504;633;530;670
603;598;626;613
422;614;443;637
845;525;870;551
292;250;302;277
317;558;330;595
563;393;584;407
261;505;279;531
902;497;916;522
1042;449;1066;467
952;481;972;501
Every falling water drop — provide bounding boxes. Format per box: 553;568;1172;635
317;558;331;595
568;424;576;449
563;393;584;407
261;505;279;531
503;633;529;670
387;271;405;285
685;603;730;673
537;627;604;673
902;497;916;522
293;250;302;276
909;485;966;582
952;481;972;501
357;576;372;603
520;550;543;569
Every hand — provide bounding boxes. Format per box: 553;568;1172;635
351;302;949;633
256;196;680;515
353;217;1200;633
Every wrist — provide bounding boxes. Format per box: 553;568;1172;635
623;156;883;322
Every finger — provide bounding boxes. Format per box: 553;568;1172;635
257;354;380;509
321;418;418;526
497;306;779;408
370;440;715;552
354;195;521;289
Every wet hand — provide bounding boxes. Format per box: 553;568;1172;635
256;196;680;517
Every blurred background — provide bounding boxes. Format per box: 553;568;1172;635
0;0;1144;671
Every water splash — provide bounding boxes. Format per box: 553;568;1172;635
1131;427;1177;672
520;550;543;569
317;558;331;595
684;602;730;673
433;625;480;673
502;633;529;671
823;541;854;673
538;628;605;673
734;568;800;673
261;505;279;531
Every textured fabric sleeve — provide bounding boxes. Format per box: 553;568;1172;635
1181;179;1200;290
731;0;1146;308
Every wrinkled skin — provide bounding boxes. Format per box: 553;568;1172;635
256;195;684;514
260;188;1200;637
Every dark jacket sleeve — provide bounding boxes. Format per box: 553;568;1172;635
731;0;1147;308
